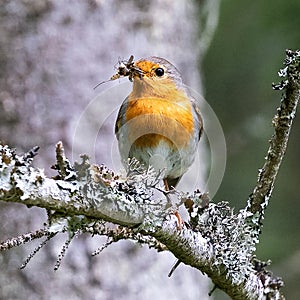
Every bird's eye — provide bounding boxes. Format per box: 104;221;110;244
154;67;164;77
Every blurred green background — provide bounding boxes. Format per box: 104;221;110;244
203;1;300;298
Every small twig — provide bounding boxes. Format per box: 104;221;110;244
20;232;57;269
54;233;75;271
0;228;49;251
208;284;218;296
92;238;114;256
52;141;76;180
168;259;181;277
247;50;300;219
21;146;40;162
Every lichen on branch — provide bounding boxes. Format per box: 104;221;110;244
0;141;284;299
247;49;300;219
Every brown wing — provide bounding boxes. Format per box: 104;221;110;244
191;99;203;141
115;96;129;137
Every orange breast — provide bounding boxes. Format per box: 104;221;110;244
125;95;194;149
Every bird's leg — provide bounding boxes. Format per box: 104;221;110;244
163;178;183;277
162;179;173;208
163;179;184;230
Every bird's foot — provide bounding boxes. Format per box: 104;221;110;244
174;211;184;230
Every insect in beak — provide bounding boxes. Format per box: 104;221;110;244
94;55;144;89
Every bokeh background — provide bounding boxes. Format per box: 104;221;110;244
0;1;299;299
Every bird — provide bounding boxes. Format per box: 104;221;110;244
114;56;203;225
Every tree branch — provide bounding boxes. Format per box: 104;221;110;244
247;49;300;218
1;49;299;299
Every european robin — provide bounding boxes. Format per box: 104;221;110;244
114;56;203;192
